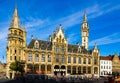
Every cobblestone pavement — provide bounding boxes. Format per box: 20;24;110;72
0;78;109;83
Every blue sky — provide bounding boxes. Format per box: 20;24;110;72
0;0;120;62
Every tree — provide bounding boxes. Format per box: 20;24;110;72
9;60;24;74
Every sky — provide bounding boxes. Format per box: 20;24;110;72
0;0;120;63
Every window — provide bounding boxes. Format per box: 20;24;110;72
61;46;64;52
28;54;32;61
83;58;86;64
94;58;97;65
15;49;16;54
35;54;39;62
15;56;16;60
68;56;71;63
88;67;91;74
78;57;81;64
106;66;108;69
109;66;111;69
10;56;12;60
73;57;76;63
35;41;39;49
83;66;86;73
101;66;103;69
61;56;64;63
48;55;51;62
41;54;45;62
56;46;59;52
56;55;59;62
88;58;91;64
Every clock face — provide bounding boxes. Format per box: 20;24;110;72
83;32;86;36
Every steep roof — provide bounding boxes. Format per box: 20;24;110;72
100;56;112;60
27;39;52;50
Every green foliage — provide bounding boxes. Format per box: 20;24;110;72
9;60;24;73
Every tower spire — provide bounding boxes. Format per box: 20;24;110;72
81;10;89;50
10;5;21;28
84;10;87;22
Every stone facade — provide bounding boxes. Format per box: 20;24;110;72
0;63;6;77
6;7;100;79
112;54;120;73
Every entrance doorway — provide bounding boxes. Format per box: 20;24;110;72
60;65;66;76
10;73;12;79
54;65;66;76
54;65;59;76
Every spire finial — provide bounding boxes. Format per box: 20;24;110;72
59;24;62;30
31;35;34;39
84;10;87;22
94;43;97;49
10;5;20;28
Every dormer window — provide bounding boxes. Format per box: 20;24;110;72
34;40;39;49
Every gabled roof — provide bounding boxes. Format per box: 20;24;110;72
27;39;52;50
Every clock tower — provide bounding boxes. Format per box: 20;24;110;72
81;11;89;50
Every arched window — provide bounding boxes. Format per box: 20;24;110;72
28;54;32;61
78;57;81;64
88;58;91;64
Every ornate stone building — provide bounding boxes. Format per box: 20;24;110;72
6;7;100;79
112;53;120;74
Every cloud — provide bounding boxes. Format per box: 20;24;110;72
24;17;48;28
67;33;78;44
89;33;120;46
89;4;120;19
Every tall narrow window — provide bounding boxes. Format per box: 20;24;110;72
41;54;45;62
94;58;97;65
28;54;32;61
83;58;86;64
88;67;91;74
73;57;76;63
61;56;64;63
56;46;59;52
15;49;16;54
48;55;51;62
83;66;86;74
14;56;16;60
88;58;91;64
35;54;39;62
68;56;71;63
61;46;64;52
10;56;12;60
78;57;81;64
56;55;59;62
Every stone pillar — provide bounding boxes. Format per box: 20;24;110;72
52;65;54;76
39;64;41;74
25;63;27;73
81;66;83;74
76;66;78;74
71;66;72;74
86;66;88;74
45;65;47;74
